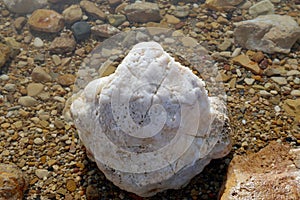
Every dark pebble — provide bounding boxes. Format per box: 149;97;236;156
71;21;91;42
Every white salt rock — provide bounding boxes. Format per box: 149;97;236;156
71;41;231;197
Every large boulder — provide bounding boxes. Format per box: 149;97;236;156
234;14;300;54
70;41;232;197
220;142;300;200
3;0;47;14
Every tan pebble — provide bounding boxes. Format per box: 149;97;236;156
57;74;76;86
66;179;77;192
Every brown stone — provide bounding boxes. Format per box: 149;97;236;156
28;9;64;33
57;74;76;86
108;0;122;8
124;2;162;23
283;99;300;120
206;0;244;11
220;142;300;200
63;5;83;24
0;43;11;68
251;51;264;63
232;54;261;74
49;36;76;54
80;1;106;20
14;17;27;31
31;66;52;83
0;163;27;200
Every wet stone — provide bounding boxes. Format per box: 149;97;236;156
71;21;91;42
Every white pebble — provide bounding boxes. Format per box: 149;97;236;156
0;74;9;81
242;119;246;124
33;37;44;48
231;48;242;57
274;105;281;112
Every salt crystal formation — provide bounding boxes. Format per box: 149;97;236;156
71;42;231;197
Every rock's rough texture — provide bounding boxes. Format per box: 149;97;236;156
220;142;300;200
125;2;162;23
63;5;83;24
91;24;121;38
80;0;106;20
49;36;76;54
3;0;47;14
71;42;231;197
249;0;274;17
28;9;65;33
0;43;11;68
205;0;244;11
234;14;300;54
0;164;27;200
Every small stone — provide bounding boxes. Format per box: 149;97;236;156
4;83;16;92
57;74;76;86
80;0;106;20
66;179;76;192
91;24;120;38
205;0;244;11
107;14;127;27
173;6;189;18
259;90;272;97
14;17;27;31
0;43;11;67
31;66;52;83
108;0;122;8
124;2;161;23
232;54;261;74
27;83;44;96
52;55;61;66
4;37;21;58
28;9;64;33
49;36;76;54
71;21;91;42
291;90;300;97
271;77;287;85
33;37;44;48
251;51;264;63
244;78;255;85
283;99;300;117
63;5;83;24
34;137;44;145
218;38;232;51
35;169;49;179
249;0;274;17
18;96;38;107
86;185;100;200
165;14;181;24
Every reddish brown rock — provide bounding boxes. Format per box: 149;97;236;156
0;163;27;200
80;1;106;20
220;142;300;200
28;9;65;33
49;36;76;54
